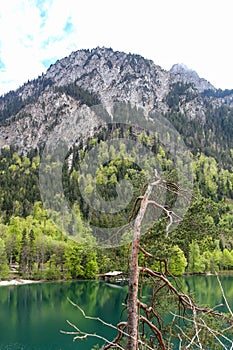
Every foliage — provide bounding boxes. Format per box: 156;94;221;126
0;77;53;125
0;238;9;279
55;82;101;106
0;123;232;280
168;245;187;275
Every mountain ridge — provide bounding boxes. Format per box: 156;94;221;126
0;46;218;102
0;47;233;165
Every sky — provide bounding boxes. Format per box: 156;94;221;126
0;0;232;96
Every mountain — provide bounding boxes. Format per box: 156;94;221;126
170;63;215;92
0;47;233;285
0;47;233;168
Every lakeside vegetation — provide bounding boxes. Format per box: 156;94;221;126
0;121;232;282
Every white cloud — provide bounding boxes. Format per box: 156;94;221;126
0;0;232;95
0;0;79;95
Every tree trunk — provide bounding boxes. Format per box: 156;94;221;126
126;229;140;350
126;181;159;349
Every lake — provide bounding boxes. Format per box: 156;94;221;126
0;275;232;350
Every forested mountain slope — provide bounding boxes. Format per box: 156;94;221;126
0;47;232;280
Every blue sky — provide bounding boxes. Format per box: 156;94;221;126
0;0;232;95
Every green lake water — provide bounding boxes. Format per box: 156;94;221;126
0;276;232;350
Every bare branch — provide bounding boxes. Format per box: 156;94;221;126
172;312;233;349
138;245;153;258
138;300;162;329
160;182;196;201
66;298;155;350
174;323;202;349
147;199;181;236
61;319;125;349
67;298;131;339
139;267;225;317
199;317;231;349
129;196;144;223
140;315;166;350
104;322;127;349
186;294;203;350
215;272;233;317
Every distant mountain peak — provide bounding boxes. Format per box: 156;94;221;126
170;63;191;72
1;46;233;152
170;63;216;92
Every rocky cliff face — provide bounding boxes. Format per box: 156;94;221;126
0;47;232;151
170;63;215;92
45;47;170;111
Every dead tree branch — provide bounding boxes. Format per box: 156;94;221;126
139;267;224;317
215;272;233;317
63;175;233;350
104;322;127;349
171;312;233;350
140;315;166;350
61;319;126;349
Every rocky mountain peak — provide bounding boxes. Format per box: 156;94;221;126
0;47;232;152
170;63;216;92
43;46;170;111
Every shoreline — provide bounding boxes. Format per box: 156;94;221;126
0;279;37;287
1;271;233;288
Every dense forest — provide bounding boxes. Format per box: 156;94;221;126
0;117;233;281
165;83;233;169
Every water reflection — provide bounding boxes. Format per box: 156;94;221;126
0;276;232;350
180;275;233;312
0;281;128;350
